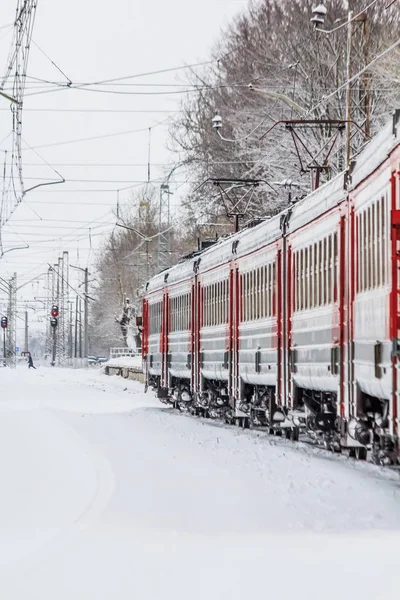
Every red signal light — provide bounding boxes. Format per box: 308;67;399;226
1;316;7;328
51;305;59;318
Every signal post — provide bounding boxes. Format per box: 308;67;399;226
1;316;7;367
50;305;59;366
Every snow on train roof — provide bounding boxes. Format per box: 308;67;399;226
350;111;400;189
146;252;197;292
197;215;281;272
289;171;344;233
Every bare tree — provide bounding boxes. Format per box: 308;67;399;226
169;0;400;224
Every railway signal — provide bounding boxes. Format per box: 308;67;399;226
1;316;7;367
51;305;59;318
50;317;58;328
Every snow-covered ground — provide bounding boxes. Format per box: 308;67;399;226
0;366;399;600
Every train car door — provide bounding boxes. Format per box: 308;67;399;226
339;211;349;421
142;298;149;388
276;247;283;406
190;271;201;398
228;263;239;407
160;290;169;391
390;167;400;437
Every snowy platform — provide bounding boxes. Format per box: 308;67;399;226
103;356;144;382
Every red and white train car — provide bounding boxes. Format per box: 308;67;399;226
142;111;400;464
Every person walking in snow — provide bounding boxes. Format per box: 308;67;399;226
28;354;36;369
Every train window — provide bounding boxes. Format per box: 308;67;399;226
216;282;219;325
356;215;360;293
214;283;217;326
304;247;308;309
376;201;381;287
219;281;222;325
209;285;212;327
356;198;388;294
333;232;338;302
211;285;214;327
255;269;259;320
149;300;162;335
298;250;302;311
364;209;369;290
373;202;377;288
272;261;276;316
310;246;313;308
209;285;211;326
242;273;246;322
307;247;311;309
204;286;208;327
250;271;253;321
381;196;386;285
368;205;372;290
222;280;225;324
264;265;268;317
327;236;332;303
247;272;250;321
241;274;245;322
269;264;272;317
293;253;297;312
317;241;322;306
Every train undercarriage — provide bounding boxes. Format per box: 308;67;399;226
147;373;399;465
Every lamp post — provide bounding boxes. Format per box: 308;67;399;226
310;3;372;168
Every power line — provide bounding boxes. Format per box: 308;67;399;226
0;108;180;113
23;119;170;150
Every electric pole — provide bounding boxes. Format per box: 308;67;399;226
84;267;88;359
24;310;28;354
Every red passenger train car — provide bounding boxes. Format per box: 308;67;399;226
142;111;400;464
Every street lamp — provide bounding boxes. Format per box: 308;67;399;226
310;4;328;27
310;3;359;167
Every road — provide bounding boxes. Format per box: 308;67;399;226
0;366;399;599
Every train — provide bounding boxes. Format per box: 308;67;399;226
142;110;400;465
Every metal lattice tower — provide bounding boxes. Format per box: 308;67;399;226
44;266;55;358
57;251;70;366
157;183;172;272
6;273;16;368
0;1;38;229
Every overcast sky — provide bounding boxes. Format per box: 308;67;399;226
0;0;247;337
